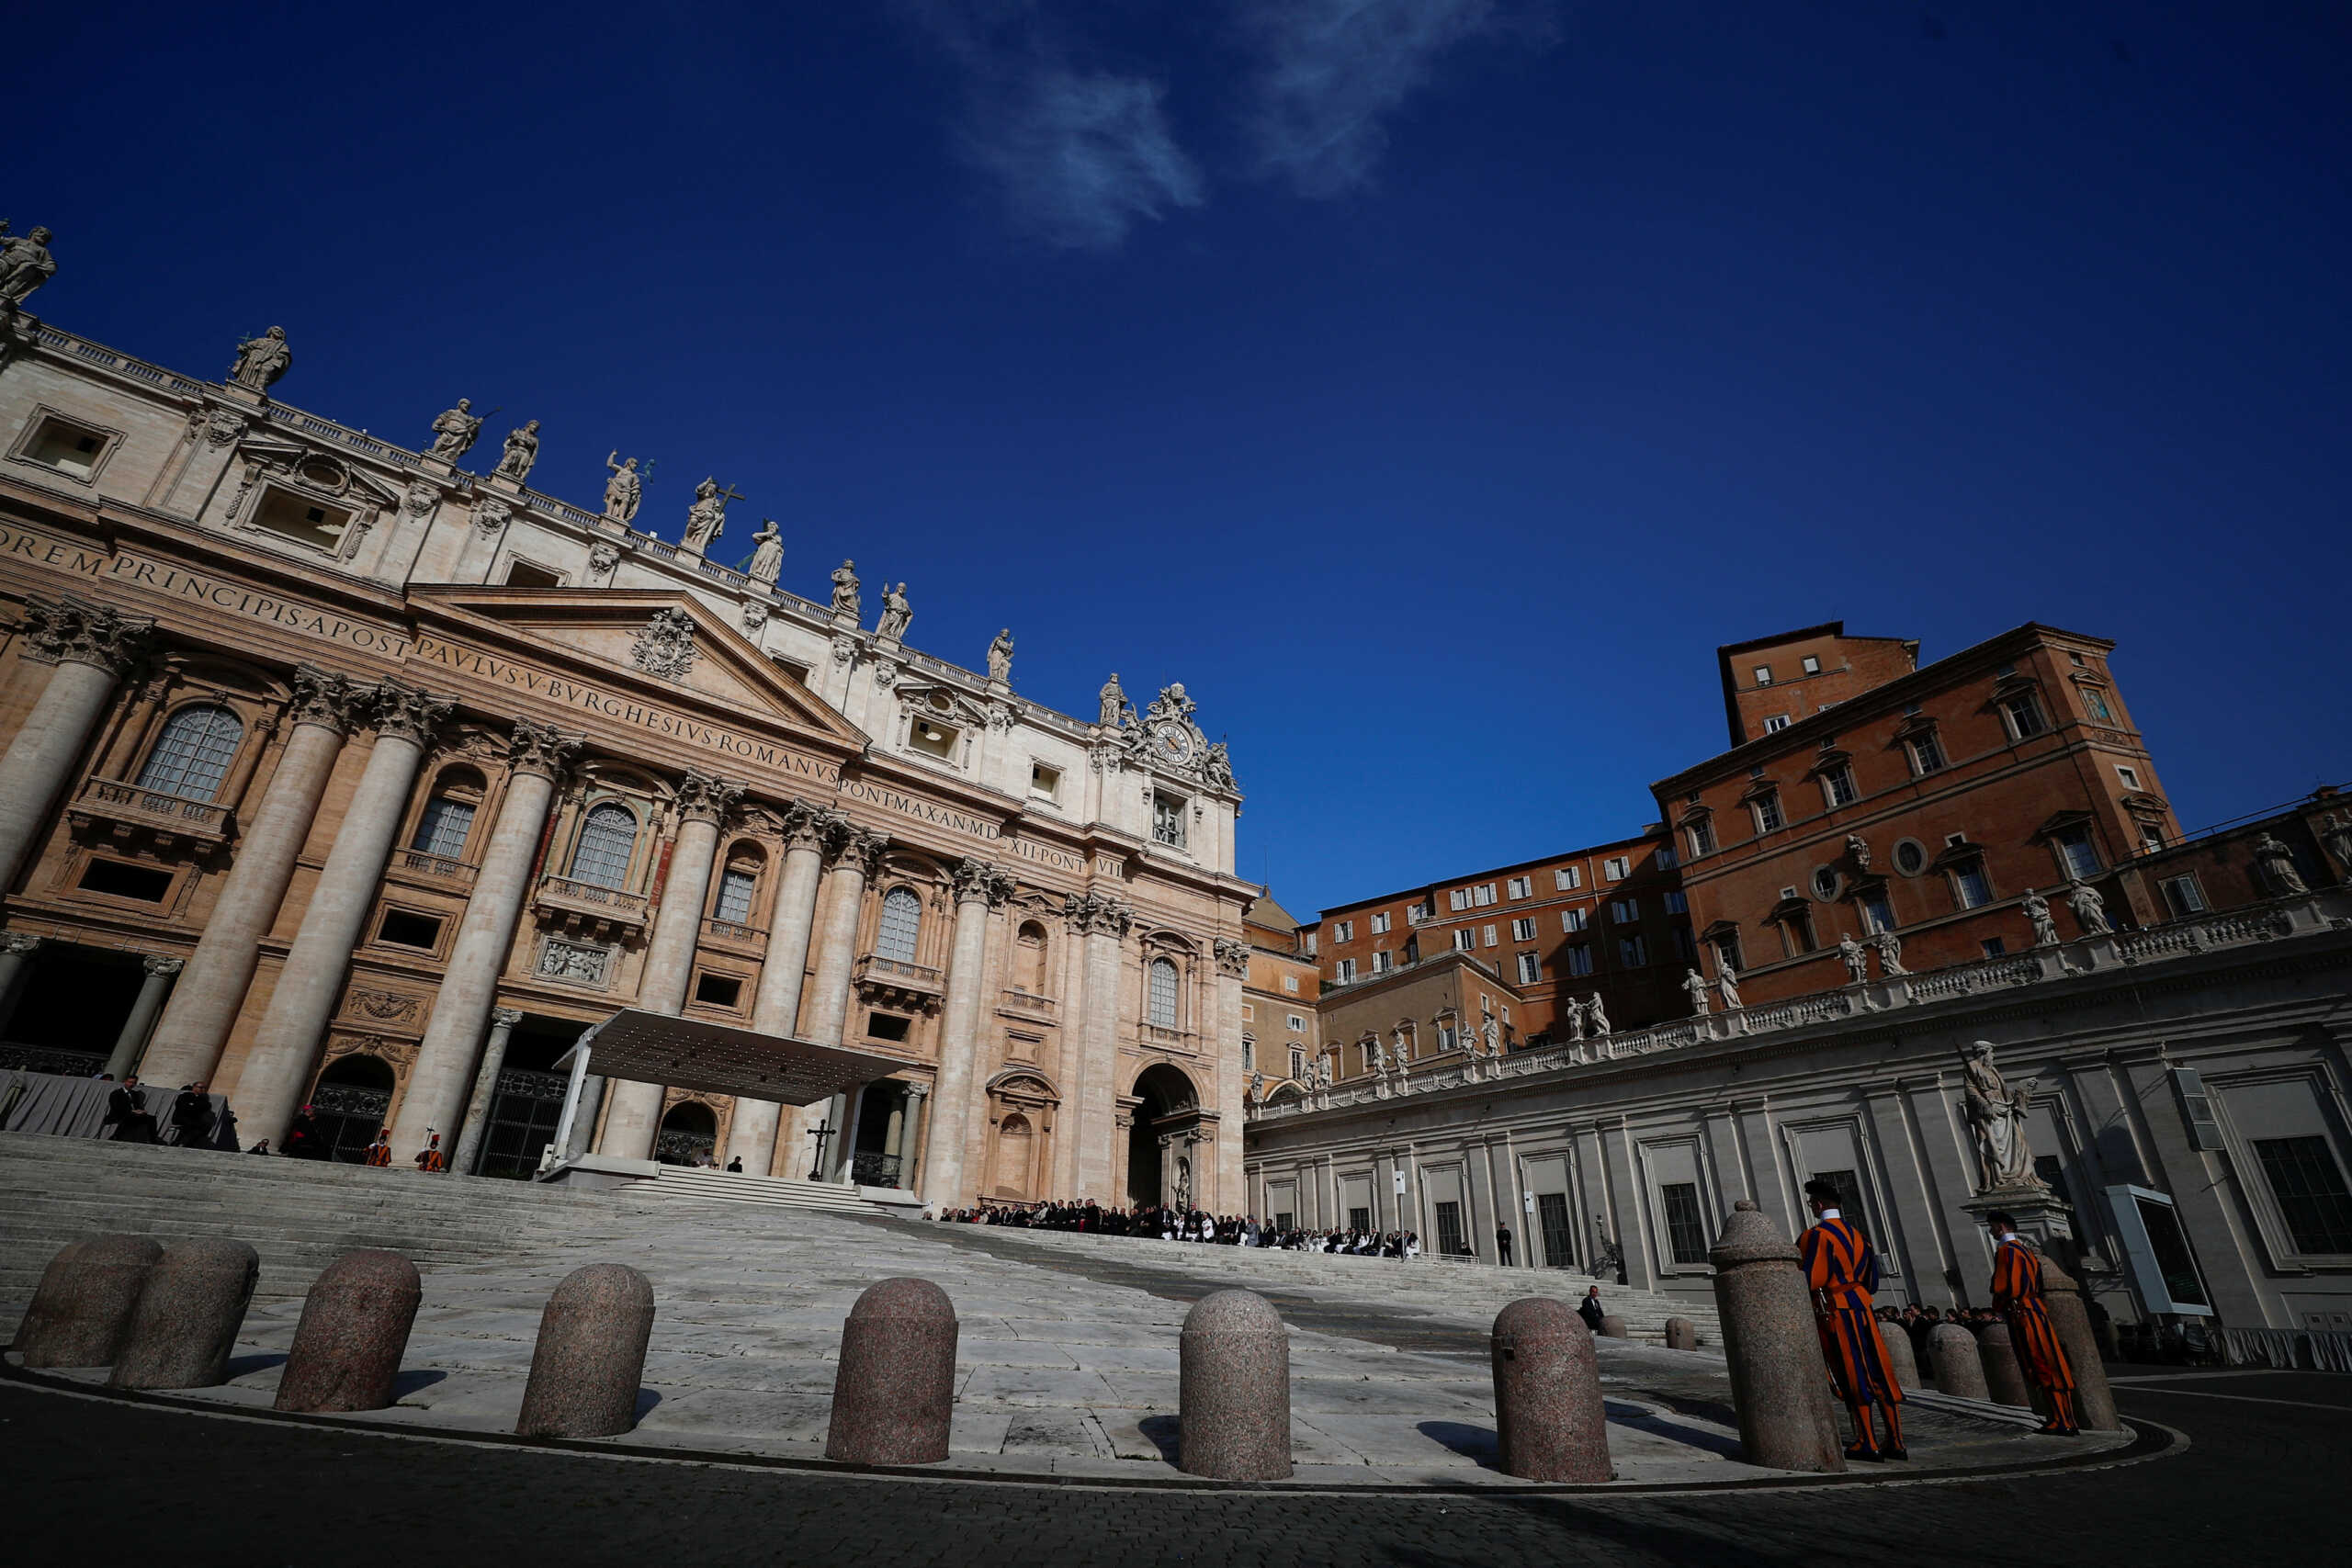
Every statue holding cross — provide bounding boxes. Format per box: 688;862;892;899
682;476;741;555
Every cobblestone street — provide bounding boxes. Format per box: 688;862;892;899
6;1369;2338;1566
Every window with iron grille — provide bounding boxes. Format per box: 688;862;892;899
1435;1201;1471;1257
137;705;243;801
411;795;476;858
714;867;758;924
1659;1182;1709;1265
1536;1190;1575;1269
875;886;922;964
1152;792;1187;848
568;802;638;888
1148;957;1181;1028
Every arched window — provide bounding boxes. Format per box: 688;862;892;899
1148;956;1180;1029
875;886;922;964
568;802;639;888
136;705;243;801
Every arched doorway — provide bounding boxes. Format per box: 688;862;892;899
310;1055;394;1162
1125;1063;1199;1210
655;1101;718;1167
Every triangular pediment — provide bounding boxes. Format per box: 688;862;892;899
403;585;868;751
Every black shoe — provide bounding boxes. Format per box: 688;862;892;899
1884;1446;1909;1461
1845;1443;1886;1463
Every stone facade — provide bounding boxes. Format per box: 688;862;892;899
0;307;1255;1212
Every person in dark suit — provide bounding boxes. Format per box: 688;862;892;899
104;1077;159;1143
1577;1285;1606;1332
168;1082;213;1148
1496;1224;1514;1266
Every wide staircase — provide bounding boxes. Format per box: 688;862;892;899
0;1132;635;1303
631;1163;916;1216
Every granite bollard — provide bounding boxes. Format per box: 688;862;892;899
1977;1321;2035;1408
1179;1289;1292;1481
1882;1321;1923;1393
1928;1323;1990;1401
1490;1298;1613;1482
824;1277;959;1465
13;1235;164;1368
514;1263;655;1438
1664;1316;1698;1350
1706;1200;1845;1472
108;1238;259;1390
275;1249;423;1414
2034;1254;2120;1431
1597;1314;1628;1339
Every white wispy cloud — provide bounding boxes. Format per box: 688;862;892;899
899;1;1205;250
1237;0;1559;197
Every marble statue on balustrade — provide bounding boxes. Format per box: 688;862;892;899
603;452;642;525
1204;740;1236;790
682;478;734;554
229;326;291;392
1716;964;1742;1010
830;560;861;618
1364;1033;1384;1072
1682;967;1711;1015
1871;927;1906;976
427;399;483;460
1960;1041;2042;1191
2320;813;2352;880
745;520;784;585
0;223;58;307
876;581;911;641
2065;878;2111;936
1839;934;1870;985
1586;995;1611;1035
1483;1018;1502;1056
2252;832;2309;897
988;628;1015;683
2021;888;2061;947
495;420;540;481
1247;1070;1265;1104
1564;998;1587;1042
1098;672;1134;729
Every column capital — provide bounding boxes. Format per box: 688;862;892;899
373;680;455;746
142;953;184;977
286;663;366;735
505;718;583;781
952;856;1017;908
903;1081;930;1100
778;797;831;850
20;593;153;676
2;931;43;956
489;1006;524;1028
826;820;888;880
675;768;747;827
1064;890;1134;938
1213;936;1250;978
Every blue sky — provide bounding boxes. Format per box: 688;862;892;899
17;2;2348;917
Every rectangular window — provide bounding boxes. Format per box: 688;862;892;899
1448;888;1469;911
1801;655;1822;675
1753;665;1774;686
22;414;112;479
1369;911;1390;935
1951;860;1993;908
2159;874;2206;918
1609;898;1638;923
254;486;356;552
2053;825;2101;880
1151;792;1187;849
1333;957;1356;982
1822;762;1859;808
693;973;743;1010
1434;1201;1471;1258
2116;765;2141;791
1659;1182;1710;1266
1283;976;1300;993
1029;761;1061;800
1437;1021;1458;1051
2002;693;2047;739
1762;715;1791;733
1333;919;1354;942
2141;823;2167;854
2252;1136;2352;1254
1472;884;1498;907
910;717;961;761
1753;793;1785;833
1664;891;1688;915
75;858;173;901
1619;934;1649;967
1510;918;1536;942
1688;818;1716;857
1981;937;2007;956
1290;1048;1306;1078
1909;731;1948;774
1565;943;1594;976
713;867;758;924
2082;686;2113;722
1859;892;1894;934
1483;924;1498;947
1302;931;1317;955
411;795;476;859
1349;1207;1373;1235
1657;847;1678;869
1561;908;1588;932
377;909;443;950
1537;1191;1575;1269
1673;926;1696;962
1515;952;1541;984
1603;856;1632;880
1782;910;1815;953
1372;950;1393;974
1554;865;1582;890
866;1011;912;1043
1453;929;1476;953
1713;933;1744;975
1286;1013;1305;1032
1507;875;1532;899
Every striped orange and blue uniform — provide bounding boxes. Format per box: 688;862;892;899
1990;1237;2075;1393
1800;1216;1903;1407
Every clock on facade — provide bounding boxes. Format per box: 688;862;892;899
1149;722;1194;765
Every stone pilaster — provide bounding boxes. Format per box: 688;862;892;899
389;720;580;1160
0;595;153;889
921;857;1016;1206
142;665;362;1088
232;681;452;1141
1066;890;1135;1199
1211;935;1250;1212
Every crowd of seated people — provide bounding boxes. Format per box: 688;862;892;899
935;1200;1423;1257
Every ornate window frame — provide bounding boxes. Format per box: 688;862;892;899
9;403;126;487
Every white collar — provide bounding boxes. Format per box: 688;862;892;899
1818;1207;1842;1219
1997;1231;2020;1244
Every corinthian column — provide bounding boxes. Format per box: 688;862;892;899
103;955;184;1080
1210;935;1251;1213
141;666;362;1088
1068;892;1135;1199
600;769;744;1160
804;823;888;1046
451;1006;524;1175
725;799;832;1173
921;858;1015;1207
0;595;153;890
232;682;452;1141
389;720;580;1160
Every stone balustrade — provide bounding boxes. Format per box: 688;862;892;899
530;874;652;939
66;775;233;849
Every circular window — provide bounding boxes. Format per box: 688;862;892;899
927;692;953;713
1811;866;1840;901
1893;840;1928;876
298;457;345;491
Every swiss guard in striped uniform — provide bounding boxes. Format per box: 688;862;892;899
364;1128;393;1168
1799;1177;1906;1461
1985;1212;2081;1436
